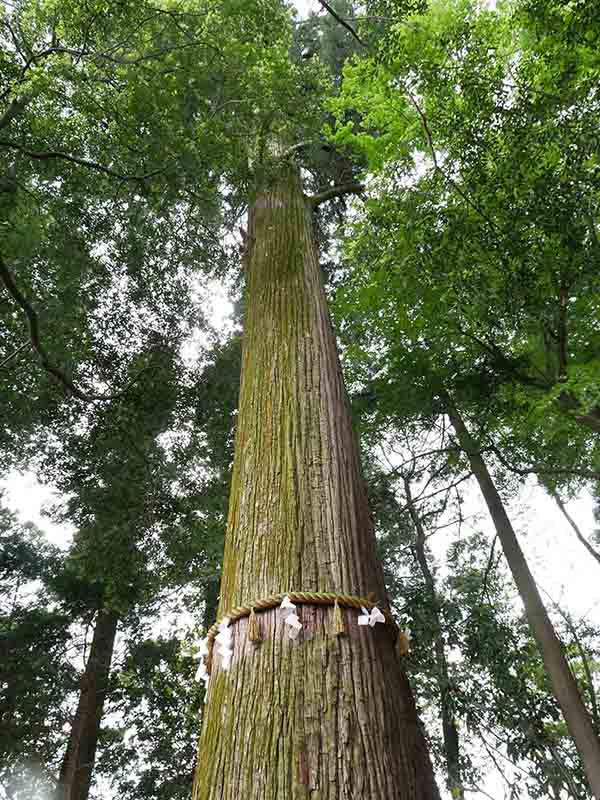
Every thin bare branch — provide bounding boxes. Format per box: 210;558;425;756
397;473;472;513
549;489;600;568
0;340;29;368
404;87;503;237
479;534;499;605
489;443;600;482
317;1;366;47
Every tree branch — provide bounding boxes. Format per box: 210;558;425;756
479;534;499;606
453;322;551;389
0;341;29;368
0;253;142;402
404;87;503;237
0;139;164;183
309;181;365;207
317;1;366;47
22;40;217;68
397;473;472;512
540;585;600;733
557;284;569;382
487;442;600;482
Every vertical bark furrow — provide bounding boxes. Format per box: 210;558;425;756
193;174;438;800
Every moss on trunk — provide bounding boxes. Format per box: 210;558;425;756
192;173;439;800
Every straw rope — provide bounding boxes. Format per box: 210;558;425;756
205;590;396;645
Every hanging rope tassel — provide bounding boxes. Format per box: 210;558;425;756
248;607;262;642
205;644;214;676
396;630;411;657
330;597;346;637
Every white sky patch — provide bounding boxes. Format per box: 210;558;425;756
1;470;75;549
294;0;322;15
181;276;237;367
461;478;600;623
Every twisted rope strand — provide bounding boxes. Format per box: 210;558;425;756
205;591;396;645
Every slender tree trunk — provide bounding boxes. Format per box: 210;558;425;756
404;477;464;800
445;398;600;798
192;172;439;800
55;608;118;800
548;488;600;568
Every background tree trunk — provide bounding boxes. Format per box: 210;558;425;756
192;172;439;800
446;398;600;798
404;477;464;800
56;608;118;800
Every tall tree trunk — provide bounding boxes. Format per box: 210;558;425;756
192;172;439;800
445;397;600;798
56;608;118;800
404;477;464;800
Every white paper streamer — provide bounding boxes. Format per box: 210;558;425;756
195;659;210;685
368;606;385;626
220;649;233;670
279;595;296;617
284;612;303;639
215;617;233;671
195;636;210;685
279;596;302;639
358;606;386;627
198;637;209;658
358;606;371;626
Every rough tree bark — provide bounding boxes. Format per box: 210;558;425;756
192;171;439;800
445;397;600;799
55;608;118;800
404;477;464;800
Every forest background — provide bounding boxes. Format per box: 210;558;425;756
1;0;599;798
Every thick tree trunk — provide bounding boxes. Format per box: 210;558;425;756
446;398;600;798
404;478;464;800
192;172;439;800
55;608;118;800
